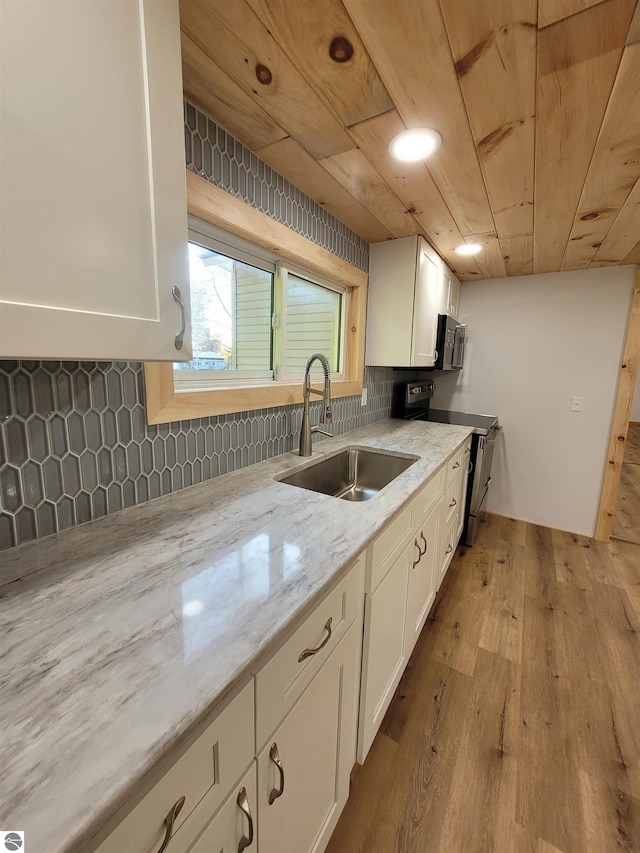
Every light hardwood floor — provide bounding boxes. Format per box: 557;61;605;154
612;423;640;544
326;513;640;853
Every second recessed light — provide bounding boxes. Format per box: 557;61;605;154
455;243;483;256
388;128;442;162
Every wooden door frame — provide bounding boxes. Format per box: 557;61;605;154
595;265;640;540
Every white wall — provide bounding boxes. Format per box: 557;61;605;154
431;265;636;536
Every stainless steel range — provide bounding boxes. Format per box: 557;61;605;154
392;380;500;546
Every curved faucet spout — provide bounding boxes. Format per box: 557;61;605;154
299;353;332;456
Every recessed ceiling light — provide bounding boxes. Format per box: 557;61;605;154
454;243;483;256
388;128;442;161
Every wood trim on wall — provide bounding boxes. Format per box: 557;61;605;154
145;172;367;425
594;265;640;540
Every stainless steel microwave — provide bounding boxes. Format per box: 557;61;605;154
435;314;466;370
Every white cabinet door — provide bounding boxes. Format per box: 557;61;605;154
411;240;440;366
405;496;441;656
0;0;190;361
358;540;411;762
257;624;360;853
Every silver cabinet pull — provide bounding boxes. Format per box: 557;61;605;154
449;498;457;508
420;532;427;553
237;787;254;852
268;743;285;804
452;461;460;469
412;537;422;568
155;796;185;853
172;286;186;351
445;544;453;555
298;617;332;662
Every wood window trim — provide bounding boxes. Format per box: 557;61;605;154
594;265;640;540
144;171;367;424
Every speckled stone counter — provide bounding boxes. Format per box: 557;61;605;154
0;418;472;853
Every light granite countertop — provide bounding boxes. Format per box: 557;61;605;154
0;418;472;853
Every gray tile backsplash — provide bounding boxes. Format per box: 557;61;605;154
0;101;400;552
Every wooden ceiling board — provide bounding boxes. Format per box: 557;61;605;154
439;0;537;241
181;32;288;152
501;236;535;277
465;234;508;280
255;136;393;242
179;0;354;160
246;0;394;127
622;241;640;264
532;0;635;274
561;41;640;270
628;1;640;42
591;177;640;265
538;0;607;28
342;0;495;238
318;148;419;239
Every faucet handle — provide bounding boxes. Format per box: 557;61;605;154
325;405;332;423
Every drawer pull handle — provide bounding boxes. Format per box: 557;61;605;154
298;617;333;662
268;743;285;804
172;286;186;351
156;796;185;853
452;461;460;469
420;532;428;553
445;544;453;555
465;447;471;454
237;787;254;851
449;498;457;508
412;537;422;567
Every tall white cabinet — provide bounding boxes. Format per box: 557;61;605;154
0;0;190;361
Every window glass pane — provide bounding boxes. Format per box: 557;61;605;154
176;242;273;373
285;274;342;373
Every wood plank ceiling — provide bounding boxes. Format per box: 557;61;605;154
180;0;640;281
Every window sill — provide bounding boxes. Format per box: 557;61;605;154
144;369;363;423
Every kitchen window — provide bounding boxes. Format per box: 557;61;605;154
174;221;346;390
144;175;366;424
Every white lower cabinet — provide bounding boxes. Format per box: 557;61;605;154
257;622;361;853
405;493;442;654
358;540;412;762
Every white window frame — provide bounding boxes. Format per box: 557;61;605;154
176;217;347;391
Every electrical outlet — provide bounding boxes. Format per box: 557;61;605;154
361;387;368;407
570;396;583;413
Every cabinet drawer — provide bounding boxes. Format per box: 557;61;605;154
255;554;365;751
171;764;258;853
412;468;444;521
444;474;463;529
444;445;465;487
369;502;414;591
96;680;255;853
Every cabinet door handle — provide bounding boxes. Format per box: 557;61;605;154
452;461;460;469
445;544;453;555
155;796;185;853
449;498;457;508
298;617;332;662
237;787;254;851
172;285;186;351
268;743;285;804
412;537;422;567
420;532;428;553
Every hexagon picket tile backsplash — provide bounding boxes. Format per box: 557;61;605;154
0;361;405;550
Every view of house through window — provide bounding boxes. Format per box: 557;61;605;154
175;224;346;388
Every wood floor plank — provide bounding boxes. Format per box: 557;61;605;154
327;518;640;853
624;422;640;465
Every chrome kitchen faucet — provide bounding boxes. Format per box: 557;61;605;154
299;353;332;456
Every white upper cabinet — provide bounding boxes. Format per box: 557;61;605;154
0;0;190;361
365;236;441;367
439;264;461;319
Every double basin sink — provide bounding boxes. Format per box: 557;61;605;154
278;446;418;502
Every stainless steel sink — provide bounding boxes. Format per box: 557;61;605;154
278;446;419;501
